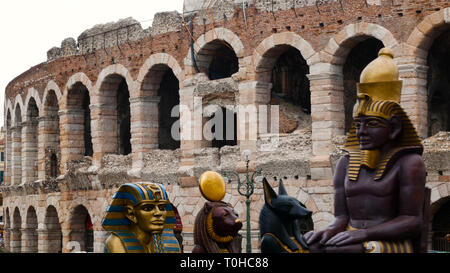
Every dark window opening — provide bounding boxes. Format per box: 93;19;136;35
343;38;384;132
117;79;131;155
50;153;58;178
158;69;180;150
271;47;311;115
432;199;450;252
211;107;237;148
208;42;239;80
82;91;93;157
427;30;450;136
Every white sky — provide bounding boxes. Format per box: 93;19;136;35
0;0;184;126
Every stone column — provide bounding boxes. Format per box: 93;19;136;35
93;230;109;253
90;103;118;167
11;126;22;185
129;96;160;176
308;72;345;180
9;228;21;253
238;80;272;158
59;109;85;174
3;228;10;252
5;129;12;185
21;228;38;253
21;120;39;183
38;116;60;180
38;229;62;253
398;64;429;139
177;80;211;187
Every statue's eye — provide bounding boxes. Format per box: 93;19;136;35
367;120;381;127
354;121;361;129
142;205;155;211
158;204;166;211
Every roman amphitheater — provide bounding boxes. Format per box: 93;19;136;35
1;0;450;253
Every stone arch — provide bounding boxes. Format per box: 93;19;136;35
5;98;13;125
62;72;93;108
12;95;24;126
10;207;22;253
59;73;94;173
41;83;61;180
42;81;62;116
67;205;94;253
23;206;38;253
430;183;450;251
94;64;135;96
134;56;183;153
93;64;134;157
253;32;317;79
5;107;12;186
184;27;245;77
398;9;450;138
323;22;398;66
42;205;62;253
24;88;42;116
405;8;450;65
12;103;23;185
136;53;184;94
23;97;39;183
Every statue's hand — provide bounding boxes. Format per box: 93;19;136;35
305;228;340;246
325;229;368;246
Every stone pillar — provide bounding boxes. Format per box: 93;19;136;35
9;228;21;253
93;230;109;253
129;96;160;175
177;83;200;187
3;228;10;252
398;64;429;139
5;129;12;185
59;109;85;174
308;72;345;180
11;126;22;185
22;120;39;183
238;80;272;157
38;116;60;180
90;103;118;166
38;229;62;253
21;228;38;253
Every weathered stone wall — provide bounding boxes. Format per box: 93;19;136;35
3;0;450;253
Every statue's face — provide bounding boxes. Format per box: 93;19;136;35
133;201;168;234
354;115;390;150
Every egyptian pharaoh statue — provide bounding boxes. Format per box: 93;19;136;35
102;182;182;253
305;48;427;253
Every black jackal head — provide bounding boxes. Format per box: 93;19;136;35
259;177;313;252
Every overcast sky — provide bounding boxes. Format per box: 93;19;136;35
0;0;184;126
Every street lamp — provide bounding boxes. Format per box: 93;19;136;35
221;150;262;253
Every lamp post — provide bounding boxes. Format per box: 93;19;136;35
222;150;262;253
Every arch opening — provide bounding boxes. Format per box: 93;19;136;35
431;197;450;252
44;206;62;253
427;29;450;137
24;207;38;253
343;37;384;132
67;83;93;157
43;90;60;179
158;68;181;150
197;40;238;80
69;205;93;253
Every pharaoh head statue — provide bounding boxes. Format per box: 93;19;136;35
345;48;423;181
102;182;181;253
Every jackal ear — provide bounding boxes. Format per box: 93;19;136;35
278;179;288;196
263;177;277;207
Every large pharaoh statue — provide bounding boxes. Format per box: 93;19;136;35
102;182;182;253
305;48;427;253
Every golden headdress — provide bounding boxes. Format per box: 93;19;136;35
344;48;423;181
